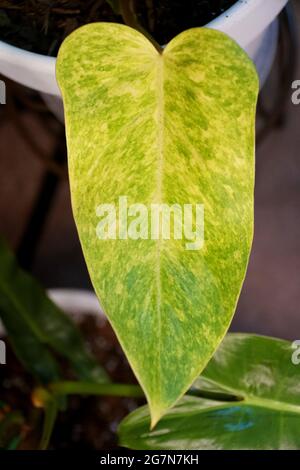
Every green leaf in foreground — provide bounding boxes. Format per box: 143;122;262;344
57;24;258;424
0;239;108;384
119;334;300;450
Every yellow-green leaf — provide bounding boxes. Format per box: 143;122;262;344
56;23;259;425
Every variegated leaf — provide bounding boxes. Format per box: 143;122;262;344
56;23;258;425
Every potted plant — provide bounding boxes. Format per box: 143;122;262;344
0;0;299;452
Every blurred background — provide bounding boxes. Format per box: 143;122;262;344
0;0;299;341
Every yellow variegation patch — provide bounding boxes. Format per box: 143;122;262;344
57;23;258;426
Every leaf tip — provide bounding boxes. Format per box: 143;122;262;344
149;405;165;430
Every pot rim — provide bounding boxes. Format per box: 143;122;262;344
0;0;288;64
0;288;104;337
48;288;104;317
0;0;289;96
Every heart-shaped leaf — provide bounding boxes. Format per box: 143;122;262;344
57;24;258;425
119;334;300;450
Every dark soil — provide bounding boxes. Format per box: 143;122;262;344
0;0;237;56
0;314;145;450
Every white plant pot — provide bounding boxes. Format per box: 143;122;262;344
0;289;104;336
0;0;289;120
47;288;104;317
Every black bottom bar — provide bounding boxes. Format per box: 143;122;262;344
0;450;299;468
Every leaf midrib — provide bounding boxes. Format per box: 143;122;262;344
154;53;164;405
246;396;300;415
202;377;300;415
